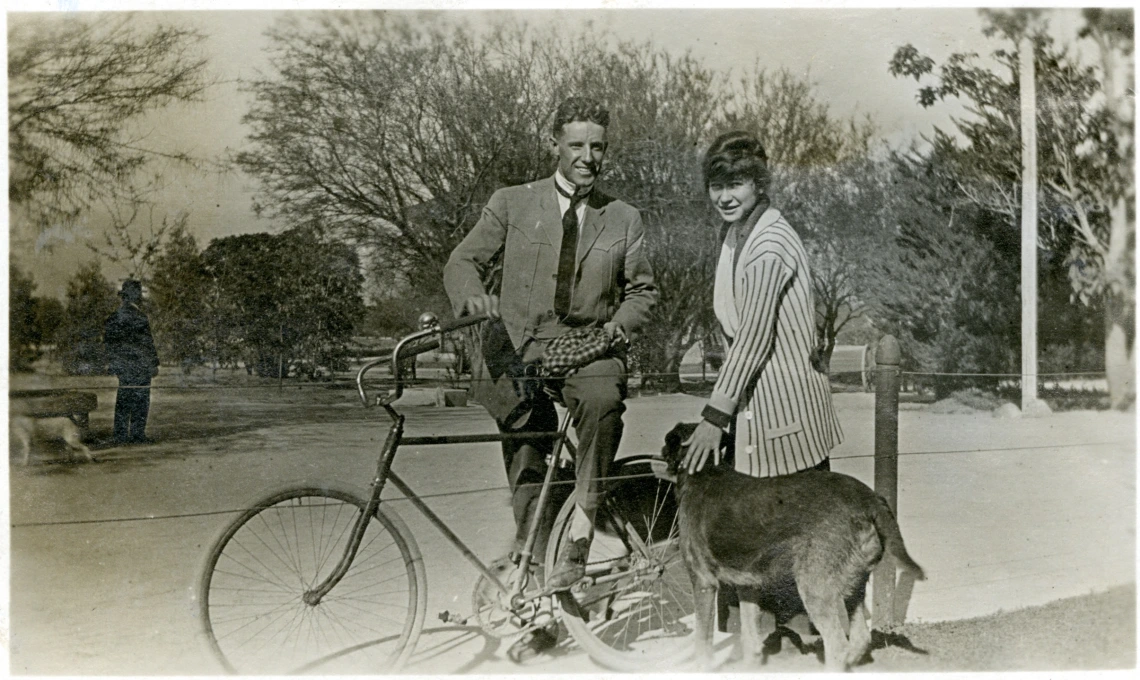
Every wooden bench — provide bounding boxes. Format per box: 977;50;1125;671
9;390;99;429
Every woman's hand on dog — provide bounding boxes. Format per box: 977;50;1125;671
682;419;724;474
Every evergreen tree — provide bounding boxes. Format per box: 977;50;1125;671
56;262;119;375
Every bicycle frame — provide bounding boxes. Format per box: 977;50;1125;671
306;313;571;609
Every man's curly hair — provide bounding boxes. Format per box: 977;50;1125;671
552;96;611;137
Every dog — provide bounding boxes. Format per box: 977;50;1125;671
10;415;95;465
662;422;924;672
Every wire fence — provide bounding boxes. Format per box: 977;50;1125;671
9;356;1122;531
6;367;1111;393
10;439;1127;529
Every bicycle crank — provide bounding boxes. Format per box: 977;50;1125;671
471;564;552;638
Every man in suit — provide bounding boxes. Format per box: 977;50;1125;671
445;97;657;608
104;279;160;444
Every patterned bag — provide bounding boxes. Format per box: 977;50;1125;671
542;327;615;376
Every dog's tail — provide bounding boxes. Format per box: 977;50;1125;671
871;495;925;580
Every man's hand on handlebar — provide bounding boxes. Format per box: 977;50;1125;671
463;294;500;319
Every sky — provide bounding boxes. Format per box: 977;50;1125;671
5;2;1102;298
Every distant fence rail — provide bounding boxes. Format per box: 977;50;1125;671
829;344;871;391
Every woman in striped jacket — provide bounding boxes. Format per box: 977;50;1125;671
682;130;843;477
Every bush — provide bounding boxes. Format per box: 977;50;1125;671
55;262;118;376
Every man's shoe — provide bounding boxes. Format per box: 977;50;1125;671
506;625;558;663
547;537;589;591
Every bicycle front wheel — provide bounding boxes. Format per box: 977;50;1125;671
548;455;695;671
199;485;426;674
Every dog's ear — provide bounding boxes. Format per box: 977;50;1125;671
662;422;700;474
662;423;685;462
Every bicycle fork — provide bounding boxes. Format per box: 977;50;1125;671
304;413;406;606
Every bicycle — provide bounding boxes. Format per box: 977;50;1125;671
197;313;696;673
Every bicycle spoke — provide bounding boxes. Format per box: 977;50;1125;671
555;462;695;670
201;489;422;674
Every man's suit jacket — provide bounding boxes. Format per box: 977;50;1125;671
705;207;843;477
104;303;159;384
444;175;657;348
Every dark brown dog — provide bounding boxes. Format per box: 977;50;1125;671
662;423;924;671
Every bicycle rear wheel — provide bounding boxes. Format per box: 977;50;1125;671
547;455;695;670
199;485;426;674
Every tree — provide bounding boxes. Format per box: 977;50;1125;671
240;14;882;391
274;232;366;378
729;69;878;370
199;231;364;378
238;15;557;299
867;158;1021;397
200;234;280;374
559;43;725;390
10;265;69;373
9;265;41;371
8;14;209;242
889;9;1134;407
150;221;211;371
1079;8;1135;408
87;200;188;283
727;67;874;170
55;262;119;376
243;15;725;385
779;157;896;367
34;297;66;352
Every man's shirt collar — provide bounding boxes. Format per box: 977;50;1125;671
554;170;591;201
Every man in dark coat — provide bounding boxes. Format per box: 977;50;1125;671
104;279;159;444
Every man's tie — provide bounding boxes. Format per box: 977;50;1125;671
554;185;583;317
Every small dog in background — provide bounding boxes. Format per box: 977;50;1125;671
662;422;924;672
11;415;95;465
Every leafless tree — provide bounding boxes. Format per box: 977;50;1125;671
238;14;881;389
8;14;210;245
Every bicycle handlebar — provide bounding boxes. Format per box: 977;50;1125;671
437;313;490;334
355;313;489;409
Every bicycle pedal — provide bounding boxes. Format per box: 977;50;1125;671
439;610;469;625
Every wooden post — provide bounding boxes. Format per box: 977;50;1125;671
872;335;901;629
1020;36;1039;411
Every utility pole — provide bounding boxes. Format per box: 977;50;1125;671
1019;36;1038;411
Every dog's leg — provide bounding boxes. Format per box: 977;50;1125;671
64;429;94;463
692;583;718;670
844;601;871;668
739;598;767;666
800;584;850;672
19;432;32;466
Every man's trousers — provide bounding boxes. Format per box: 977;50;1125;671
113;377;152;443
499;350;626;559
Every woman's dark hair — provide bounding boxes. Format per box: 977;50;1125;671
702;130;770;193
552;96;611;137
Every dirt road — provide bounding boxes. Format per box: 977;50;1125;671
8;391;1135;674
